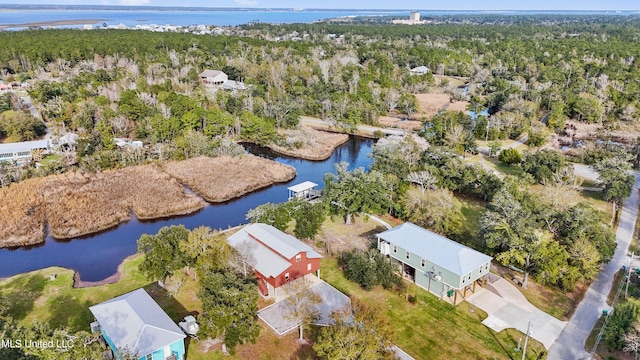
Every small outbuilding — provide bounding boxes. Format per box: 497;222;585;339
377;222;492;305
89;288;186;360
287;181;320;201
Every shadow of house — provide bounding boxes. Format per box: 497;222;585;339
89;288;187;360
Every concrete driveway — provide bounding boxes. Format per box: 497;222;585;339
467;275;567;349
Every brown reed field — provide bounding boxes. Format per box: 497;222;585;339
0;165;206;246
0;177;47;247
268;127;349;160
42;165;205;239
161;154;296;202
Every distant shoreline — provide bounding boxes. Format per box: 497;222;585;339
0;19;107;29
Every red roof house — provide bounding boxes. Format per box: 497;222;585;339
227;223;323;298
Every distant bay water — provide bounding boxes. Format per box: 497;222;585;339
0;9;407;29
0;8;637;30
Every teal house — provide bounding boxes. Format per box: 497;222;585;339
89;288;186;360
377;222;492;305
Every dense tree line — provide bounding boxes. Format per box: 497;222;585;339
136;225;259;353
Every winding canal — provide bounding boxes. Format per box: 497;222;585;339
0;137;374;282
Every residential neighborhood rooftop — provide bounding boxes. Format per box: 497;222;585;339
199;69;224;78
227;223;322;278
0;139;49;154
377;222;492;276
88;288;186;357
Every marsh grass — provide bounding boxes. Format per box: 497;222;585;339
161;154;296;203
0;164;206;246
0;177;47;247
269;127;349;160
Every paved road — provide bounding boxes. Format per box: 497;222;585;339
548;172;640;360
573;164;600;183
20;95;40;119
477;133;529;156
300;116;407;136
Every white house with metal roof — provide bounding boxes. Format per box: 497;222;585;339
377;222;492;305
410;66;431;75
199;69;228;85
0;140;49;164
227;223;323;299
89;288;186;360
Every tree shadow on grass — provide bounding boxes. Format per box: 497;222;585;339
358;228;385;249
144;282;198;357
47;294;93;332
143;282;195;321
290;325;321;360
3;274;47;320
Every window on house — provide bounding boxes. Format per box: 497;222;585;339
307;263;312;271
406;251;410;260
296;254;301;263
285;273;290;281
146;354;152;360
421;259;426;267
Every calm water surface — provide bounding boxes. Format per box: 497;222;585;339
0;137;373;282
0;9;405;28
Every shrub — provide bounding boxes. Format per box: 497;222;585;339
338;249;403;291
498;148;522;165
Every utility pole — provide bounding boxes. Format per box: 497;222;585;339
522;321;531;360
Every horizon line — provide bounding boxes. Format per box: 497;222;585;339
0;4;638;12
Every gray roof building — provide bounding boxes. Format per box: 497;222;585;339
0;140;49;163
377;222;492;305
89;288;186;358
377;222;491;276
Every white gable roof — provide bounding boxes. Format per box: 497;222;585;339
89;288;185;357
411;66;430;72
0;140;49;154
377;222;492;276
227;223;322;278
287;181;318;193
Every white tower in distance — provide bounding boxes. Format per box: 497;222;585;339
410;11;421;22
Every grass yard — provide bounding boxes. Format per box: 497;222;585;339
321;258;547;360
0;255;312;360
491;263;586;321
456;195;487;250
39;153;62;165
0;255;150;331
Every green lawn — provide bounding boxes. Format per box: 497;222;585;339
321;258;547;360
457;195;487;250
39;153;62;165
0;256;152;332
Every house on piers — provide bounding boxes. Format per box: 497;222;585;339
377;222;492;305
227;223;322;299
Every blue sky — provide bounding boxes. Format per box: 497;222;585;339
0;1;637;10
